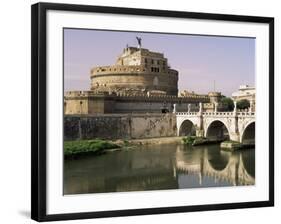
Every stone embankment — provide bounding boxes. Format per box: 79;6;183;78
64;113;177;140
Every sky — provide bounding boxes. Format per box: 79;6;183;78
64;28;255;97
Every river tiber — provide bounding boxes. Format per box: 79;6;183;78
64;37;255;194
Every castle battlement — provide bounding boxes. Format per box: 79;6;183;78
90;65;178;77
65;90;209;102
65;90;111;97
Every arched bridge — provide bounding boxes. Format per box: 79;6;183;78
176;108;255;143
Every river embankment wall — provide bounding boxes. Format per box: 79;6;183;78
64;113;177;140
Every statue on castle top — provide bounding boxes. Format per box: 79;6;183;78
136;36;142;48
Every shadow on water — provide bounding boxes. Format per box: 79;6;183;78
64;143;255;195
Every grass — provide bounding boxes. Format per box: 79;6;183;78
123;139;130;146
182;136;196;144
64;139;120;159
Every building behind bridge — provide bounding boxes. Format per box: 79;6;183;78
232;85;255;102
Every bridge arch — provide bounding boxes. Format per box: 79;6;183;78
205;120;230;141
241;121;255;145
178;119;196;136
207;149;230;171
240;150;255;178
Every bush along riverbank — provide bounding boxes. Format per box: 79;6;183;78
64;139;120;159
182;136;210;146
182;136;228;146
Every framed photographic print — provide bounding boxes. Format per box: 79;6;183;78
31;2;274;222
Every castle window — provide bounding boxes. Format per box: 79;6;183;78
151;59;154;64
157;60;160;65
145;58;147;63
150;67;160;72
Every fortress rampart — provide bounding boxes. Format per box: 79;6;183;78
90;65;178;95
65;91;208;100
64;113;177;140
91;65;178;76
64;90;210;114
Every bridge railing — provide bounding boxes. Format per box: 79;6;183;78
176;111;255;116
176;112;198;116
237;112;255;116
203;112;234;116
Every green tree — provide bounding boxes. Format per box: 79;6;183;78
237;99;250;110
221;97;234;111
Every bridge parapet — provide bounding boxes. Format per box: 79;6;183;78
176;111;255;117
176;112;198;116
203;112;234;116
237;112;255;117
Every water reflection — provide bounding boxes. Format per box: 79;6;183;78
64;144;255;195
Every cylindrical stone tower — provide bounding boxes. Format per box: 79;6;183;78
90;46;178;95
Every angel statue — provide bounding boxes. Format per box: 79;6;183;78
136;36;142;48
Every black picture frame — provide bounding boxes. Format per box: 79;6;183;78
31;2;274;222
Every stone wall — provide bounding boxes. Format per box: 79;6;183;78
64;91;210;115
90;70;178;95
64;113;177;140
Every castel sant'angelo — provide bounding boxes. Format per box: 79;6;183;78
64;38;222;114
